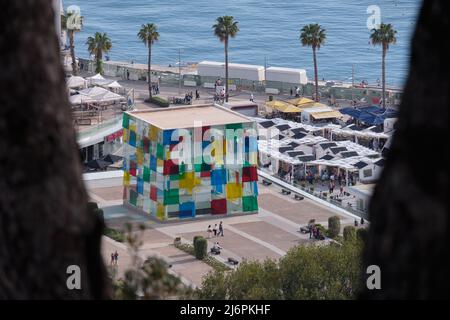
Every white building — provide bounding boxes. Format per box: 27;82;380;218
197;61;265;81
266;66;308;84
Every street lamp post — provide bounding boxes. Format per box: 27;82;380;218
178;48;182;95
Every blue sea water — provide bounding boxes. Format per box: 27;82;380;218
64;0;421;87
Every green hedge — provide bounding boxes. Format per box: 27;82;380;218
149;96;170;107
328;216;341;239
104;227;125;243
193;236;207;260
343;226;357;242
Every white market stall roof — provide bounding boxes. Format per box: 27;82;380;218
66;76;87;89
308;156;375;171
331;140;380;158
87;73;105;81
69;86;125;105
107;81;123;89
331;127;390;139
252;117;341;134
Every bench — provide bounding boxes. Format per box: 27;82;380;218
281;188;291;195
262;179;272;186
228;257;239;265
294;194;304;201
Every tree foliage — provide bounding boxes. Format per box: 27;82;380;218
198;239;364;300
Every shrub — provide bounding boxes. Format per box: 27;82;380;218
343;226;357;242
193;235;202;246
356;228;369;243
87;201;99;212
315;224;327;237
148;96;169;107
194;236;207;260
328;216;341;238
104;227;125;242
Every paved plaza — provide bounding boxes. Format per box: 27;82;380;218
88;175;358;288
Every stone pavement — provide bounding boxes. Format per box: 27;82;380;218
89;175;360;289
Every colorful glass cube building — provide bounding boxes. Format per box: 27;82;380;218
122;104;259;220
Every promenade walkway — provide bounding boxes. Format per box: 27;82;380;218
88;172;364;289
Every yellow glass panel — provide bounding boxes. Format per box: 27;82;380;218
226;183;242;199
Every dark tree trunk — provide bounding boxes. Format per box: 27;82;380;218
148;42;152;99
0;0;109;299
313;46;319;102
69;30;77;76
225;37;229;103
362;0;450;299
381;44;386;109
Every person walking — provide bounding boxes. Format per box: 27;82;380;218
195;89;200;100
290;88;293;96
113;251;119;265
213;224;218;237
110;253;115;265
219;221;224;237
207;225;212;238
250;93;254;102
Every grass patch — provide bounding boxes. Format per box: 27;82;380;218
175;243;231;272
104;227;125;243
148;96;170;107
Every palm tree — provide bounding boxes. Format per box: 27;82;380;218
213;16;239;103
61;10;83;75
300;24;326;102
86;32;112;75
370;23;397;109
137;23;160;101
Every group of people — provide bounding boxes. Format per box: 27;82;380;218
207;221;224;238
211;241;222;254
183;90;200;104
110;251;119;266
308;224;324;240
151;83;160;95
290;86;301;97
213;89;226;103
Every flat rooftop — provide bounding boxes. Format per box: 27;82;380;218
128;105;253;129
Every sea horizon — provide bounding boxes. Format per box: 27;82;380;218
64;0;421;87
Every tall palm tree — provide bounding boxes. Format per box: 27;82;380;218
300;24;326;102
137;23;160;101
61;10;83;75
370;23;397;109
213;16;239;103
86;32;112;75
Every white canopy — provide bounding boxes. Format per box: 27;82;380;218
69;93;95;105
107;81;123;89
69;86;125;105
88;73;105;81
66;76;86;89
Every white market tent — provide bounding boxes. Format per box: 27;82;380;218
88;73;105;81
66;76;87;89
69;86;125;105
69;93;95;105
107;81;123;89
